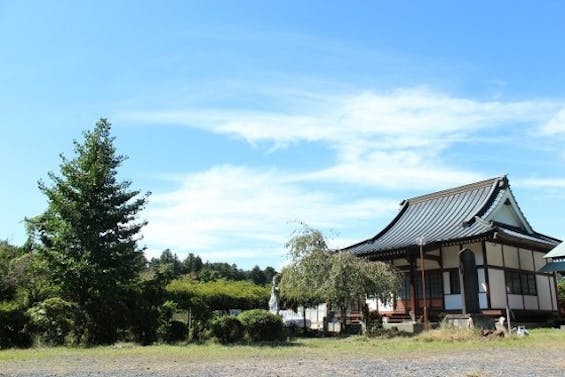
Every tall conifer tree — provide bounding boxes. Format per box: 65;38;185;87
27;119;149;344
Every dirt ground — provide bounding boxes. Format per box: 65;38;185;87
2;346;565;377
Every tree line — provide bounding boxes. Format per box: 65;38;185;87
148;249;277;285
0;119;278;347
1;119;400;348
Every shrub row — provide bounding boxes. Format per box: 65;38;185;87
210;309;285;344
1;301;283;348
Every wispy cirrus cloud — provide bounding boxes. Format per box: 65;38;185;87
143;165;398;264
519;177;565;188
122;87;562;188
123;87;565;266
540;108;565;136
123;88;558;147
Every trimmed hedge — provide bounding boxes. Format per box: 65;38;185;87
209;316;244;344
166;279;270;311
238;309;285;342
161;320;188;343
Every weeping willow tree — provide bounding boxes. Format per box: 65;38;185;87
280;224;399;332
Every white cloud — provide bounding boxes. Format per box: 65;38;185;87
122;87;557;149
142;165;398;265
122;88;561;190
302;150;483;190
124;87;565;266
540;108;565;135
519;177;565;188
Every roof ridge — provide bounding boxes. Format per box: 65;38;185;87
407;176;505;204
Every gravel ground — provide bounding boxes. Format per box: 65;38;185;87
2;347;565;377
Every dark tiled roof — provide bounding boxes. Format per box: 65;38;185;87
344;176;559;258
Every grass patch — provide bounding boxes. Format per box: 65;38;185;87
1;328;565;363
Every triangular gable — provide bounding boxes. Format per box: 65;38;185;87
483;188;533;234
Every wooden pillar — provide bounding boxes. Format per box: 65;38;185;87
409;257;417;320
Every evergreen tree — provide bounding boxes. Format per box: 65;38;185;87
249;265;267;285
27;119;149;344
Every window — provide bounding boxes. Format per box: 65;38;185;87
428;271;443;298
415;271;443;299
449;270;461;294
397;273;410;299
505;271;537;295
397;271;444;300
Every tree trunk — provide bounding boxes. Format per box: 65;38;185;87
340;307;347;335
302;306;308;334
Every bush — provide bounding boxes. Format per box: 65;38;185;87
209;315;244;344
365;311;383;336
161;320;188;343
27;297;74;346
0;302;31;348
238;309;285;342
188;320;208;343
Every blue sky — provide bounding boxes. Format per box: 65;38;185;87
2;1;565;269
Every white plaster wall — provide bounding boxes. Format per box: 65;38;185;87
524;296;538;310
467;242;484;265
366;298;378;311
508;294;524;310
392;258;407;267
536;275;553;310
486;242;503;267
489;269;507;308
503;245;520;269
442;245;459;268
368;298;395;312
423;257;440;269
429;249;440;256
445;294;462;310
305;303;327;328
533;252;546;272
443;271;450;294
518;248;534;271
492;204;521;227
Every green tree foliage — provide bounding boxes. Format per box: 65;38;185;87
209;315;244;344
148;249;277;285
26;119;149;345
0;241;54;307
0;301;32;348
263;266;277;285
279;226;330;307
280;225;400;331
148;249;185;280
249;265;267;285
558;277;565;301
0;241;25;301
27;297;74;346
183;252;203;275
237;309;286;342
166;279;270;312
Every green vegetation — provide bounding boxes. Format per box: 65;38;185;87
280;224;400;331
0;119;279;349
26;119;149;345
167;279;270;311
1;329;564;362
238;309;286;342
209;316;245;344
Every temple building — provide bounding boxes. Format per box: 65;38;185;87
343;176;560;323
